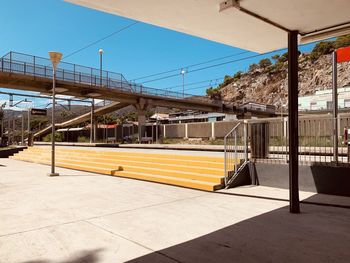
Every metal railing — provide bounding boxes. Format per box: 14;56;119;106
0;51;207;101
224;122;248;186
248;115;350;165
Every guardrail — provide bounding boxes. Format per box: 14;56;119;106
224;122;248;186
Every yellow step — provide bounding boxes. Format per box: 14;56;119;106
12;155;224;184
11;156;221;191
13;147;229;191
110;170;221;191
13;152;227;176
26;147;225;162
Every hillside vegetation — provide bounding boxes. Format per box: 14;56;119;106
207;35;350;108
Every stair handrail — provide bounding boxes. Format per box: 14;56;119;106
224;121;248;186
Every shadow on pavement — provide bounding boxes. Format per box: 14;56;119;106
23;248;103;263
126;200;350;263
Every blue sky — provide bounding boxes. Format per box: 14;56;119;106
1;0;318;101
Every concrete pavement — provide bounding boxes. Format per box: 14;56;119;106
0;158;349;262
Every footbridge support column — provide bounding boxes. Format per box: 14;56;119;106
135;98;151;144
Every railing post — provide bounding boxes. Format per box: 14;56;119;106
73;64;76;82
106;71;109;88
234;133;238;174
91;68;93;86
24;62;26;75
244;121;248;162
33;56;36;77
9;52;12;72
224;136;227;185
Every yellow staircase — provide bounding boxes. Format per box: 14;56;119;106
10;147;238;191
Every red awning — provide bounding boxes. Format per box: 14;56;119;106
337;46;350;63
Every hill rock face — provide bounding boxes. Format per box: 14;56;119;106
217;54;350;108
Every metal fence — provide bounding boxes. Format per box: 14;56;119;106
0;51;204;101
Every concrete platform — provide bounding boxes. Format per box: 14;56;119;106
0;158;350;262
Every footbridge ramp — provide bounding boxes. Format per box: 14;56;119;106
34;101;129;138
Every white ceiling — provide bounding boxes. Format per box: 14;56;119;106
65;0;350;53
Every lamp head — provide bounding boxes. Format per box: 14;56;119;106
99;49;104;54
181;69;186;75
48;51;63;69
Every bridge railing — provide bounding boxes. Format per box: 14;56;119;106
0;51;210;102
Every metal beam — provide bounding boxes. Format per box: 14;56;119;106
288;30;300;213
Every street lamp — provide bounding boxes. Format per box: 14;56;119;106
48;51;62;177
99;48;107;142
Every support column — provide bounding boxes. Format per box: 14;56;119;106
90;99;95;143
184;123;188;139
288;30;300;213
332;51;338;163
135;98;149;144
211;122;215;140
137;109;146;143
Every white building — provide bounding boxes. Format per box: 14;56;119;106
298;87;350;111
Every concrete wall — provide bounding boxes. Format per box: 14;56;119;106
214;121;241;138
164;124;185;138
187;123;211;138
161;115;350;139
253;163;350;197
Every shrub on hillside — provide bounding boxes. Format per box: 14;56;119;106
334;34;350;49
310;41;335;60
259;58;272;69
206;87;221;100
233;71;243;80
248;63;259;72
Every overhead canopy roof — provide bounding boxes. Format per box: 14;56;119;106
66;0;350;53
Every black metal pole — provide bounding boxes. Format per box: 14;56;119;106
288;30;300;213
51;66;57;175
332;51;338;164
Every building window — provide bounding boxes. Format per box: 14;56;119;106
344;99;350;108
310;102;317;110
327;101;333;110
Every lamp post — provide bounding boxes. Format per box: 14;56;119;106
181;69;186;98
99;49;107;142
48;51;62;177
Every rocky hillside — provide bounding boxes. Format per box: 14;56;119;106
209;36;350;108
